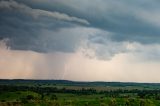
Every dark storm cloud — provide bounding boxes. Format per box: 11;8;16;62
19;0;160;44
0;0;89;25
1;0;160;56
0;0;89;52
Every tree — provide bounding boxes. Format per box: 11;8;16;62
51;94;58;100
26;95;34;100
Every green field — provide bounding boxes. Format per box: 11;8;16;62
1;80;160;106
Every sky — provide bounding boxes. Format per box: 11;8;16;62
0;0;160;82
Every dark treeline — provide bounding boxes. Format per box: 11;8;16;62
1;84;160;100
1;79;160;101
1;80;160;106
0;85;96;95
1;79;160;87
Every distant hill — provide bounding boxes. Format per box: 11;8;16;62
0;79;160;88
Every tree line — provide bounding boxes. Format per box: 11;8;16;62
1;84;160;100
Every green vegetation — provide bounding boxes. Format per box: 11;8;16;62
0;79;160;106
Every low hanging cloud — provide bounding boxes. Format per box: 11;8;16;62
1;0;160;82
0;39;72;79
1;39;160;82
0;0;89;25
0;0;90;54
1;0;160;61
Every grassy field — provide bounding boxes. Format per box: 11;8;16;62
0;91;160;106
0;79;160;106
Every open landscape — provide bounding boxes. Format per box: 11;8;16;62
1;79;160;106
1;0;160;106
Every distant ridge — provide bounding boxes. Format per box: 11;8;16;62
0;79;160;87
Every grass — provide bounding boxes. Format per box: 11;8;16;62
1;80;160;106
0;91;160;106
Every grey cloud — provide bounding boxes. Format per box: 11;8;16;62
1;0;160;60
85;39;128;60
26;0;160;44
0;0;89;25
129;43;160;62
0;0;90;53
86;35;160;60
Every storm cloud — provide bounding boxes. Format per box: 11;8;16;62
19;0;160;43
0;0;89;25
1;0;160;82
0;0;160;60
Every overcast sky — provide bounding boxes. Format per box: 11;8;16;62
0;0;160;82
